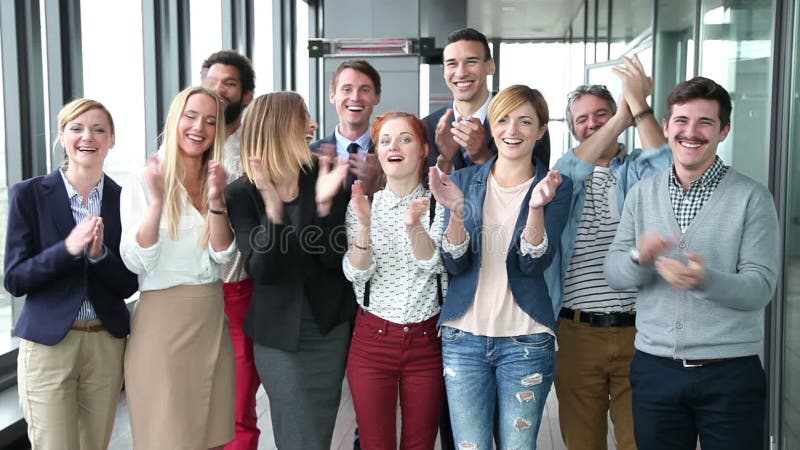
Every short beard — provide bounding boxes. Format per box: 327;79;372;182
224;101;244;125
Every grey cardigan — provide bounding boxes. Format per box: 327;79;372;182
604;167;779;359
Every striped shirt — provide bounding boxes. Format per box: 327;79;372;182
668;157;728;232
562;166;637;312
60;167;105;320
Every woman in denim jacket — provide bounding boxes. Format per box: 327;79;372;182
429;84;572;449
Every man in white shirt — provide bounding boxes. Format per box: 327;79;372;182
200;50;259;450
423;27;549;173
311;60;382;194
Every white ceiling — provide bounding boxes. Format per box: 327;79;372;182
466;0;586;40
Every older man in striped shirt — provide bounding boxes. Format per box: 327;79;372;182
547;55;670;450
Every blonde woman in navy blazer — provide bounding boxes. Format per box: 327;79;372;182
3;98;138;450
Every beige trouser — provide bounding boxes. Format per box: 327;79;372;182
17;319;126;450
555;316;637;450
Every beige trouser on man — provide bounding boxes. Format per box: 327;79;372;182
555;316;637;450
17;319;125;450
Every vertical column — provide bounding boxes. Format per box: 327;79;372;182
142;0;191;153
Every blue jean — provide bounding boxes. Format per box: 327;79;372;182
441;326;555;449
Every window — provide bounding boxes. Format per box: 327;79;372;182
699;0;774;184
252;0;275;95
190;0;223;87
80;0;146;187
0;34;12;351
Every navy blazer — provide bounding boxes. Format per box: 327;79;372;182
422;105;551;170
439;156;571;332
4;169;138;345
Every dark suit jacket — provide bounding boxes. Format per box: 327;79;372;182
310;132;375;189
4;169;138;345
422;105;551;170
225;160;356;352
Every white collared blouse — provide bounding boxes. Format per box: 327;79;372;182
343;184;447;324
120;169;236;292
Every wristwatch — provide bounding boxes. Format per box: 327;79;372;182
629;247;641;264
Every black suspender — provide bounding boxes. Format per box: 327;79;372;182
362;196;444;311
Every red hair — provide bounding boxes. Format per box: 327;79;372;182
370;112;429;179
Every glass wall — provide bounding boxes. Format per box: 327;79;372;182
698;0;774;184
610;0;653;59
781;3;800;446
189;0;223;87
653;0;694;121
80;0;146;186
252;0;275;96
0;35;10;350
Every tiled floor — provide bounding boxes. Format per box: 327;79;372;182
108;380;613;450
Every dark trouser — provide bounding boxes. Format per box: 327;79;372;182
630;350;766;450
253;307;350;450
347;309;444;450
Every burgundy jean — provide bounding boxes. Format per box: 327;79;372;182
223;278;260;450
347;308;445;450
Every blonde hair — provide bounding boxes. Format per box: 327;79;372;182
240;91;314;185
160;86;226;244
56;98;115;164
488;84;550;128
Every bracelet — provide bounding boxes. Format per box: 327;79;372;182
633;107;654;124
354;243;370;250
209;208;227;215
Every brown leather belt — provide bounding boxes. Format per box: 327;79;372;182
70;324;106;333
559;307;635;327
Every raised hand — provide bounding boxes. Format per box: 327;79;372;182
435;109;460;162
143;156;165;203
349;152;382;195
404;197;430;228
529;170;563;209
613;55;653;114
655;252;708;290
451;117;490;163
249;156;283;223
206;160;228;206
316;155;348;204
65;215;99;257
351;180;372;229
87;217;105;259
428;167;465;217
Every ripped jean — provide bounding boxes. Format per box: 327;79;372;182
441;326;555;450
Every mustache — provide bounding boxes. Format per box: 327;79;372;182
675;134;709;145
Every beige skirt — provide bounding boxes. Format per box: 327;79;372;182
124;282;234;450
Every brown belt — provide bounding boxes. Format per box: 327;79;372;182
70;324;106;333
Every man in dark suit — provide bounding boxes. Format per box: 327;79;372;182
311;60;382;194
423;28;549;173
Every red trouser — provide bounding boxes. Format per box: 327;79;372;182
347;308;445;450
223;278;260;450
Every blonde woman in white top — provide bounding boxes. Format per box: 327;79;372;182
120;86;236;450
343;112;446;450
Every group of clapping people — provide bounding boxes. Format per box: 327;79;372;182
4;25;779;450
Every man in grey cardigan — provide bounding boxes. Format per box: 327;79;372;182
604;77;780;450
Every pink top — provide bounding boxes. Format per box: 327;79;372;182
444;173;553;337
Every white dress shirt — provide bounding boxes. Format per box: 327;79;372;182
120;169;236;292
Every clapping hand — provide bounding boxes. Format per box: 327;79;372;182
529;170;563;209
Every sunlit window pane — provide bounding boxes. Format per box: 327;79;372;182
80;0;146;186
190;0;223;86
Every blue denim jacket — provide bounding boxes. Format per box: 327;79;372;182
439;156;573;332
544;144;673;315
